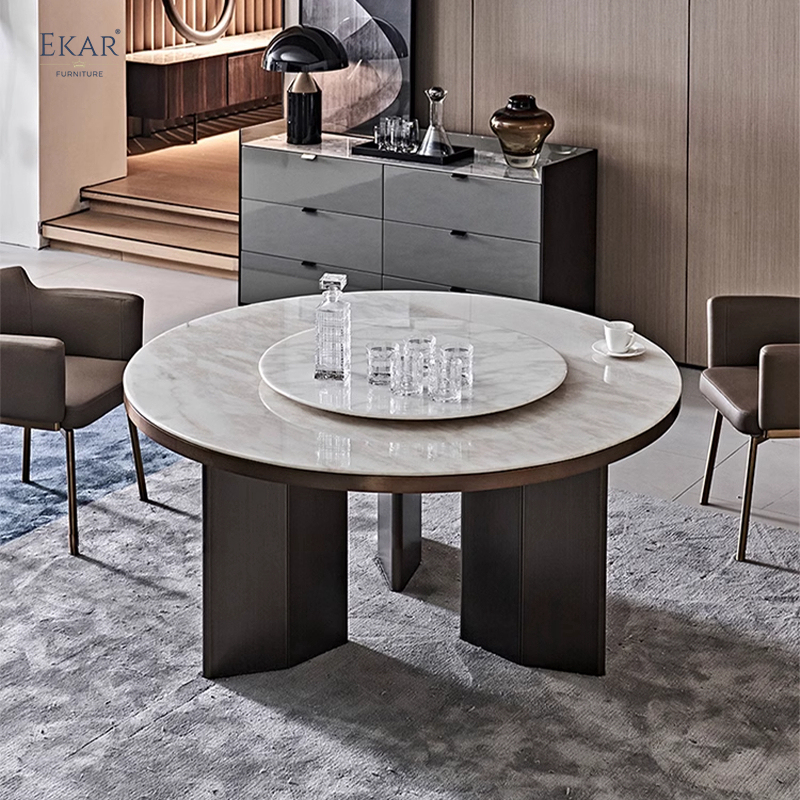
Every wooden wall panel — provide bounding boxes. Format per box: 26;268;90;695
472;0;689;359
414;0;472;134
127;0;281;52
686;0;800;364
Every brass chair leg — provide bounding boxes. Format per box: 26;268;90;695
22;427;31;483
128;416;148;502
700;410;723;505
65;430;79;556
736;436;761;562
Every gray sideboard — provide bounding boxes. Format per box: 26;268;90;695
239;133;597;313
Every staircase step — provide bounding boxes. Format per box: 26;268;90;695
81;190;238;234
42;210;238;273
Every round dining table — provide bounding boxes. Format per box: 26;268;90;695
124;291;681;679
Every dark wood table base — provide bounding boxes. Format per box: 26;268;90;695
201;466;608;679
461;467;608;676
377;493;422;591
202;466;348;679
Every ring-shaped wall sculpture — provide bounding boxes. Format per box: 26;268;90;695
161;0;237;44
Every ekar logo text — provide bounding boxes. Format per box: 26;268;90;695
40;32;120;78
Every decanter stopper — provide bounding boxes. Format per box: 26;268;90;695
418;86;454;158
319;273;348;293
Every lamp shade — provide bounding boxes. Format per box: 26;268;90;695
262;25;349;73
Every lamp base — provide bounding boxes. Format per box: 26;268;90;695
287;73;322;146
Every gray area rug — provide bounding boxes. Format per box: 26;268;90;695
0;459;797;800
0;406;180;544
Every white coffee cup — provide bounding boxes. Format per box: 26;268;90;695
604;320;635;354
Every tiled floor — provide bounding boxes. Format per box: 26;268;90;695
2;242;798;537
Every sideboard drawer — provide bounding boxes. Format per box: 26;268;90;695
241;147;383;218
383;165;541;242
242;200;382;274
383;221;540;300
240;251;381;303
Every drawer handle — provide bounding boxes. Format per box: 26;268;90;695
301;207;318;214
300;153;317;161
450;230;468;238
450;173;469;181
449;286;467;293
301;260;317;269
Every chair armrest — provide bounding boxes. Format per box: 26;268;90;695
0;335;66;426
32;287;144;360
707;296;800;367
759;344;800;432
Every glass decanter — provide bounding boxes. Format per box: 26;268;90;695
418;86;454;158
314;273;351;381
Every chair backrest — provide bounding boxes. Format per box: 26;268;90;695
0;265;144;360
707;295;800;367
0;266;35;335
759;344;800;432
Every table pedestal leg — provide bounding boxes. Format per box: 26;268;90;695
461;467;607;676
377;493;422;591
202;466;348;678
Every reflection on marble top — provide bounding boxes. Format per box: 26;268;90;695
258;322;567;420
126;30;280;65
124;293;682;480
242;133;592;184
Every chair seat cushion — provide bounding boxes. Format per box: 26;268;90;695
699;366;761;436
62;356;126;430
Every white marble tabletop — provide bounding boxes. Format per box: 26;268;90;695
123;292;682;488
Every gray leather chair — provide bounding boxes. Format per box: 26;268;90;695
0;266;148;555
699;295;800;561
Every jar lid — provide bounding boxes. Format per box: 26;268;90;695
507;95;537;111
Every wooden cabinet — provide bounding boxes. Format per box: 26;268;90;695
227;52;279;107
239;134;597;312
127;32;282;121
128;56;227;120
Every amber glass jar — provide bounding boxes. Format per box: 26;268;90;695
489;95;555;168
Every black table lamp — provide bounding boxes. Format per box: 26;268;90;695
262;26;349;146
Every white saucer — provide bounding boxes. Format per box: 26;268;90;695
591;340;645;358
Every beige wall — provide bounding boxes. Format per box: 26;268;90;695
38;0;127;223
415;0;799;364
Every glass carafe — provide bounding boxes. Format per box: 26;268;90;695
418;86;454;158
315;273;351;381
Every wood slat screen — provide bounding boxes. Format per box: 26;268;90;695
127;0;282;52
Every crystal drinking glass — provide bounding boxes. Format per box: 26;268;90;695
430;347;462;403
366;342;398;386
404;334;436;391
390;347;424;397
441;341;474;388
